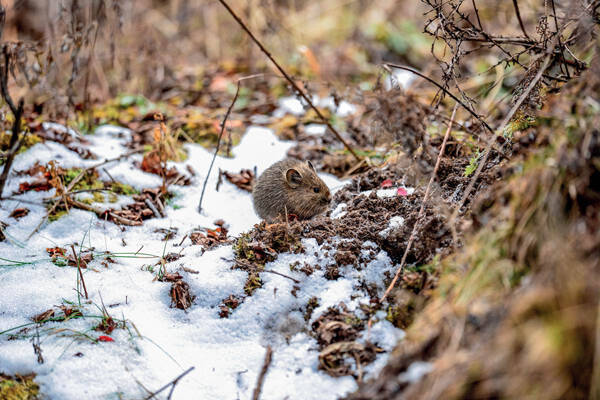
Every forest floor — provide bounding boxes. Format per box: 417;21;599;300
0;1;599;399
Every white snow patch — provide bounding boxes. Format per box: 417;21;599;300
42;122;81;138
274;97;305;117
330;203;347;219
305;124;326;136
379;216;405;238
398;361;434;383
385;69;415;90
375;187;415;198
0;121;401;400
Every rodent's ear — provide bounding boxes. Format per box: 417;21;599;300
285;168;303;188
307;160;316;172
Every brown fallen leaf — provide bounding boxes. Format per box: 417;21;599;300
170;280;195;310
46;247;66;260
32;309;55;323
223;169;254;192
162;272;183;282
17;179;52;194
67;251;93;269
9;208;29;219
94;316;117;334
190;225;230;249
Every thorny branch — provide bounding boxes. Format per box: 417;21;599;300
421;0;588;110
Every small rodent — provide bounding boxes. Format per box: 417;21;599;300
252;159;332;221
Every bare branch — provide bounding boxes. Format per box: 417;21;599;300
198;74;262;213
216;0;360;161
512;0;531;39
252;346;273;400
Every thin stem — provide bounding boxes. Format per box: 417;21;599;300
216;0;360;161
380;105;459;303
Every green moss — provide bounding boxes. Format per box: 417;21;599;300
63;169;103;192
92;192;105;203
110;182;138;196
503;115;537;139
244;273;262;296
385;297;419;329
48;209;68;222
0;374;39;400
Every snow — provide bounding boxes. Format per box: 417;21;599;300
385;69;415;91
0;115;404;398
305;124;327;136
330;203;347;219
398;361;433;383
374;187;415;198
379;216;405;238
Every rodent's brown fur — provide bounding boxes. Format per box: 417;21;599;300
252;159;332;221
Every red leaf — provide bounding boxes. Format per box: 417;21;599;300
397;187;408;196
98;335;114;342
380;179;393;188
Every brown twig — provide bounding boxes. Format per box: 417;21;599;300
550;0;570;79
511;0;531;40
198;74;262;213
380;105;458;304
217;0;360;161
144;366;195;400
69;198;142;226
470;0;484;30
263;269;300;284
71;244;89;300
252;346;273;400
448;49;555;234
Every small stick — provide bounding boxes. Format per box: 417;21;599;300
70;244;89;300
102;167;116;184
217;0;360;161
144;366;195;400
252;346;273;400
198;75;261;213
380;105;458;303
470;0;484;31
263;269;300;284
68;198;142;226
144;198;162;218
511;0;531;40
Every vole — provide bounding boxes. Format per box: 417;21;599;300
252;159;332;222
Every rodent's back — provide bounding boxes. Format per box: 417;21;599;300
252;159;331;221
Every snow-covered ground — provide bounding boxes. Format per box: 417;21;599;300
0;104;405;399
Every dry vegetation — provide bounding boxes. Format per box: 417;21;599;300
0;0;599;398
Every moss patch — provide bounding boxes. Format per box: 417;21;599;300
0;373;39;400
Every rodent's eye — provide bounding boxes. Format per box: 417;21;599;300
313;187;320;193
